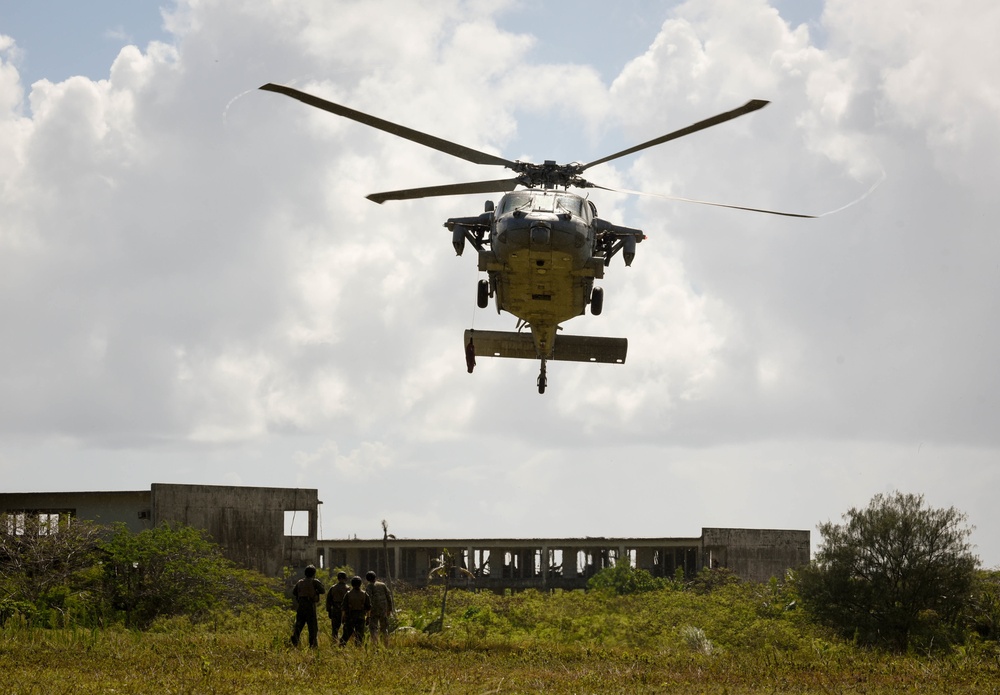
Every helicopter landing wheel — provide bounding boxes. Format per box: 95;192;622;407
477;279;489;308
590;286;604;316
537;359;547;394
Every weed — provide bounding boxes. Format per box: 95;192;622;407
2;582;998;693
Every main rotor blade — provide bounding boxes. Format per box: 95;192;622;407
367;178;522;204
590;183;816;218
582;99;770;171
260;83;517;169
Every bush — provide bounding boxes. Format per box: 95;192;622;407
797;491;978;652
0;513;105;627
688;567;742;594
966;570;1000;641
587;562;667;595
98;522;280;628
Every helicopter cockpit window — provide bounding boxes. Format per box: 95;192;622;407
530;194;556;212
499;192;533;215
499;192;582;217
555;195;583;218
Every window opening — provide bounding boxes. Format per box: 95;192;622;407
284;510;310;537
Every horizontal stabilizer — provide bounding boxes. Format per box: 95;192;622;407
464;330;627;364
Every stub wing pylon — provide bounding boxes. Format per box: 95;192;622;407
463;330;627;364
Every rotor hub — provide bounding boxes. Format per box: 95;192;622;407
513;160;588;190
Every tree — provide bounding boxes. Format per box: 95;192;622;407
99;522;278;628
425;548;474;633
798;492;979;651
381;519;395;595
0;513;105;625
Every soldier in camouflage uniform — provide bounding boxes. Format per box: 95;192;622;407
290;565;325;648
325;571;350;643
340;575;371;646
365;570;394;646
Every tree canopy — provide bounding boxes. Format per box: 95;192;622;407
99;522;279;627
797;491;979;651
1;515;279;629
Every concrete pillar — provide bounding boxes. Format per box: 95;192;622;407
636;547;655;572
564;548;577;577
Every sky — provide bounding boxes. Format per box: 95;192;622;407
1;0;998;566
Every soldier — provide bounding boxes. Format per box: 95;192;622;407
340;575;371;646
325;571;350;643
365;570;394;646
290;565;325;648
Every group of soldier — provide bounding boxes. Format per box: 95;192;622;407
291;566;394;648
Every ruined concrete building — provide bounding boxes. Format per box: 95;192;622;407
320;527;809;588
0;484;317;577
1;484;809;586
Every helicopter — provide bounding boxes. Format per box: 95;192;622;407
260;83;813;393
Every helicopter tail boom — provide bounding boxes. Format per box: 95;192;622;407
463;330;627;365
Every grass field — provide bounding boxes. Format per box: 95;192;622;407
3;586;999;694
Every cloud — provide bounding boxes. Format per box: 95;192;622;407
2;0;999;565
576;0;1000;452
103;26;133;44
295;439;393;482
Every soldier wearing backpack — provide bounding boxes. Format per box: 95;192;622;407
325;571;351;643
340;575;371;646
290;565;325;648
366;570;394;646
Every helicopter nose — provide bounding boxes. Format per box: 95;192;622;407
530;223;551;247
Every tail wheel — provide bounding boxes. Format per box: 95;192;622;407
537;360;547;394
477;279;489;308
590;286;604;315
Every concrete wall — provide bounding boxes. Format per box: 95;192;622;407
151;484;318;578
702;528;810;583
0;490;152;533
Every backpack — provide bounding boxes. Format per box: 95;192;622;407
346;588;367;611
297;578;318;602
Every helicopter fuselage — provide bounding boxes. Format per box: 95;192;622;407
446;188;642;366
487;190;600;358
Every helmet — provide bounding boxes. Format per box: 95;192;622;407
337;571;348;580
366;571;377;581
304;564;317;577
351;575;362;587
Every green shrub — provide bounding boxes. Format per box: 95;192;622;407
587;562;667;595
98;522;281;628
966;570;1000;641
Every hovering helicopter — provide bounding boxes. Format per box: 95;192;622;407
260;83;813;393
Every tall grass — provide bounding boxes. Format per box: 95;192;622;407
3;586;999;694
